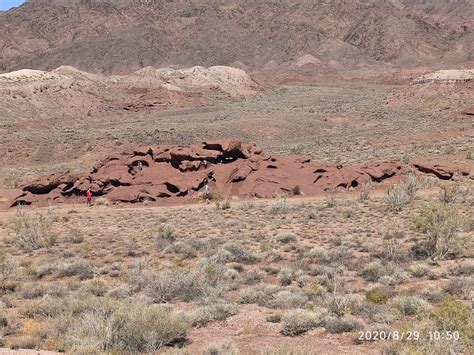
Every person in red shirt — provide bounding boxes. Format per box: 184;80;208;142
86;188;92;207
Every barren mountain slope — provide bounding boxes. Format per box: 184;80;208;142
0;0;471;74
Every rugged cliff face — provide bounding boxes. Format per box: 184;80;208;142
1;0;471;74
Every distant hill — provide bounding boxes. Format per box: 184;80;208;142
0;0;472;74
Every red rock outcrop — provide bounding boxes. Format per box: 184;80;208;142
462;107;474;115
10;140;471;207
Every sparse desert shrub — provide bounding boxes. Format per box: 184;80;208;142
324;315;364;334
155;223;176;249
281;308;326;336
126;236;139;256
266;312;282;323
449;261;474;276
9;335;41;350
357;182;371;202
187;299;238;327
239;284;282;307
269;290;308;309
262;343;312;355
403;173;420;200
244;270;264;285
410;262;432;278
439;184;462;204
213;242;258;264
296;275;310;288
444;277;472;298
276;232;297;244
203;342;238;355
0;255;19;281
56;297;188;352
3;171;21;189
265;250;283;262
108;284;132;300
385;297;473;354
21;283;65;299
66;229;84;244
168;241;197;259
329;294;362;317
215;198;231;210
10;210;55;252
197;258;228;287
361;260;385;282
142;269;207;303
277;268;294;286
413;203;462;260
355;301;395;324
365;287;389;304
81;279;106;297
385;174;420;212
35;262;58;278
309;246;351;266
433;296;473;338
385;185;410;212
57;258;94;280
379;225;407;262
306;209;317;220
94;197;109;206
392;296;430;316
269;198;293;214
422;289;447;304
325;194;336;208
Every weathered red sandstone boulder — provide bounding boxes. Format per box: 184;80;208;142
9;140;471;208
22;172;75;194
461;107;474;115
203;139;242;153
412;160;470;180
362;162;404;182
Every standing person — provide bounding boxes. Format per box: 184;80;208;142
86;188;92;207
203;179;210;204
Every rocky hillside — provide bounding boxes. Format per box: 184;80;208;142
0;65;260;122
0;0;472;74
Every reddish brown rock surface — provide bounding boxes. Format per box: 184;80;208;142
9;140;471;207
462;107;474;115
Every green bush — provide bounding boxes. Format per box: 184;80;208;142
365;287;389;304
433;296;473;337
384;297;473;354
